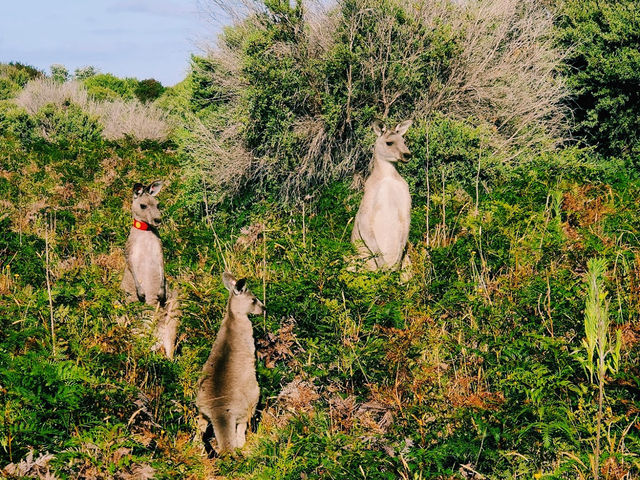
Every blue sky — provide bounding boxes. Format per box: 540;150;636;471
0;0;225;86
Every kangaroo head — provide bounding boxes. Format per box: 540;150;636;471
372;120;413;163
131;180;164;227
222;272;265;316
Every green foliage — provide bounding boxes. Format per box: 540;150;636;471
0;78;20;100
83;73;138;101
0;352;111;461
558;0;640;156
50;64;69;83
135;78;165;103
74;65;98;80
0;218;46;288
155;77;192;119
0;101;37;143
582;258;621;383
188;55;230;114
580;257;623;478
0;62;43;99
0;62;44;86
34;102;103;146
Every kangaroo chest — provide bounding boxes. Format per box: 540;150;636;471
362;174;410;217
127;231;164;283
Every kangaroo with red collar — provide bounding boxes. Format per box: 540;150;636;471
121;180;179;358
121;180;167;306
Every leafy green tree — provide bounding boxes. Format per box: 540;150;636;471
50;64;69;83
83;73;138;100
134;78;165;103
558;0;640;156
74;65;98;80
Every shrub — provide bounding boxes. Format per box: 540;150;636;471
134;78;165;103
185;0;569;204
0;101;37;143
0;78;20;100
34;102;103;146
0;62;44;99
15;79;170;141
0;62;44;86
558;0;640;157
16;79;90;114
90;97;170;141
50;64;69;83
74;65;98;81
83;73;137;100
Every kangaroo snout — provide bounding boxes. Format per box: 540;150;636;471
254;300;266;315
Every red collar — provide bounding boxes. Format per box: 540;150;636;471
132;219;150;231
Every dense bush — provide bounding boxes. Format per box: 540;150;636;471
83;73;138;101
134;78;165;103
34;101;103;146
0;78;20;100
15;79;170;141
0;101;36;143
558;0;640;157
0;62;44;100
180;0;568;206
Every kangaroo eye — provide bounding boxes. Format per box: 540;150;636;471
140;204;148;210
252;299;256;303
386;141;394;146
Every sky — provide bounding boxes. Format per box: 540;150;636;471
0;0;227;86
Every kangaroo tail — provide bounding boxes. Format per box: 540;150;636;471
152;287;181;359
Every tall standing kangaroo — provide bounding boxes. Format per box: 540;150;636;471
196;273;264;455
121;181;179;358
352;119;413;273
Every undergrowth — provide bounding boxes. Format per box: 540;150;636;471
1;119;640;478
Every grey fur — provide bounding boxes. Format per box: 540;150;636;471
121;181;166;305
352;120;413;272
121;181;180;359
196;273;265;455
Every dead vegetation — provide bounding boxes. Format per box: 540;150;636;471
15;79;170;141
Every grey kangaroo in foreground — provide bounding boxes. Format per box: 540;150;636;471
352;120;413;275
196;273;265;455
121;180;179;358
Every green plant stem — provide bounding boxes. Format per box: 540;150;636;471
45;219;55;357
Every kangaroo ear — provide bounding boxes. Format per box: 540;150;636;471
147;180;164;196
394;120;413;136
372;120;386;137
133;182;145;198
234;278;247;294
222;272;237;292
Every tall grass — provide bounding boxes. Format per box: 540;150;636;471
583;258;622;479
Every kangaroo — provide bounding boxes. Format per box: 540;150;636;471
351;119;413;273
196;273;265;455
121;180;166;306
121;181;179;359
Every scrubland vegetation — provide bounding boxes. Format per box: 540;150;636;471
1;0;640;478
